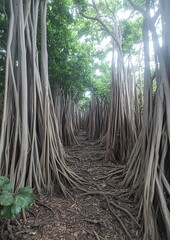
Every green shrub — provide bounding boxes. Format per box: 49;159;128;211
0;176;35;218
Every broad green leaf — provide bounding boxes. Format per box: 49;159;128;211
0;182;13;191
1;206;13;218
14;194;25;207
11;204;21;216
22;195;34;209
15;194;34;210
18;187;33;195
0;176;10;186
0;192;14;206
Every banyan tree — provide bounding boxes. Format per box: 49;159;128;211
0;0;81;195
122;0;170;239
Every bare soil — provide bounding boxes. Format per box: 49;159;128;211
0;131;142;240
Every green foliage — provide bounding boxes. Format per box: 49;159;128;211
121;17;143;55
92;61;111;101
73;0;88;12
0;0;144;109
46;0;93;102
0;176;34;219
76;16;112;101
79;95;90;110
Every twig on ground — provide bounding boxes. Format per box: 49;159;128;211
80;211;107;226
93;230;102;240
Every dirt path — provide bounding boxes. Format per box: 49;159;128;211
0;131;141;240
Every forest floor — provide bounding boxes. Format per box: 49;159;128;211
0;131;142;240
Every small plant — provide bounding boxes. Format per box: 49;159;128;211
0;176;35;218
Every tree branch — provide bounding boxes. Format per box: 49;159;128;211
128;0;146;16
103;0;117;21
80;12;121;51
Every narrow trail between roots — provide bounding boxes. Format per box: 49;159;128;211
1;131;142;240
